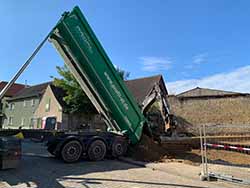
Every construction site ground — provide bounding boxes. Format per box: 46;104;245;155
0;139;248;188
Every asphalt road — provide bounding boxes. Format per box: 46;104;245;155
0;140;242;188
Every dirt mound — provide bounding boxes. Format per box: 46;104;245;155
127;135;173;162
127;134;250;166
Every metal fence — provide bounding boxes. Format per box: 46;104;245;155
200;124;250;185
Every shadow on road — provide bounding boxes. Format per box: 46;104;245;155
0;141;142;188
0;155;141;188
60;177;208;188
0;140;209;188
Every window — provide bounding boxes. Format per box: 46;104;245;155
30;118;34;128
4;118;7;126
23;100;26;107
45;98;51;112
21;118;25;126
9;103;15;111
8;117;13;125
31;99;35;106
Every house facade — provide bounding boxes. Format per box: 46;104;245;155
2;82;50;129
34;84;110;130
34;84;66;129
0;81;26;128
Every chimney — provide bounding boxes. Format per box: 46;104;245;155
25;80;28;88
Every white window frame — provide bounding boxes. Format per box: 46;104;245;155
45;98;51;112
23;100;27;107
10;103;15;111
4;118;7;126
31;99;35;106
9;117;13;125
21;118;25;126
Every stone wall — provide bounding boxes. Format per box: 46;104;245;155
167;95;250;135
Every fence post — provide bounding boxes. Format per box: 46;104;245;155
199;125;205;180
203;124;209;180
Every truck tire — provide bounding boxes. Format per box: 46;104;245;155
87;140;106;161
61;140;83;163
112;139;127;157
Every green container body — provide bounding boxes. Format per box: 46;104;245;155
50;6;146;144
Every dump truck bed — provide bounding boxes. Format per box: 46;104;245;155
49;6;146;144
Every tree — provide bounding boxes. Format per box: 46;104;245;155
53;65;96;115
53;65;130;114
116;67;130;80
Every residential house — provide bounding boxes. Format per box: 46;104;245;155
34;75;169;131
167;87;250;135
34;84;68;129
0;81;26;128
2;82;50;129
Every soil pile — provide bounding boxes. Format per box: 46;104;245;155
128;134;173;162
127;134;250;166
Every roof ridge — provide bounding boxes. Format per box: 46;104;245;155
126;74;162;82
0;81;26;86
25;81;53;88
177;87;243;97
9;81;52;101
193;87;240;94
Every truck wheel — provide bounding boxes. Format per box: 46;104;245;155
87;140;106;161
61;140;82;163
112;139;127;157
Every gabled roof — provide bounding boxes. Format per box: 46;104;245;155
125;74;167;104
177;87;246;98
9;82;52;101
0;81;26;97
50;84;68;108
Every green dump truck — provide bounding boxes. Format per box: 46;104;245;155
49;6;148;145
47;6;153;163
0;6;169;163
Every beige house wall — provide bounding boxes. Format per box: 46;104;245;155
34;85;63;129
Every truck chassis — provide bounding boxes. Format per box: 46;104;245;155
47;131;128;162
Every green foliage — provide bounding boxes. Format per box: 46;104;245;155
116;67;130;80
53;65;96;115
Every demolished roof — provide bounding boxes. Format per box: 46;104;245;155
125;74;167;105
0;81;26;97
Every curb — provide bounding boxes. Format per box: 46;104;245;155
22;152;53;158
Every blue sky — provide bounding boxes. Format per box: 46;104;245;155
1;1;250;94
